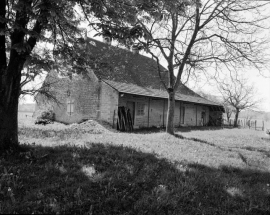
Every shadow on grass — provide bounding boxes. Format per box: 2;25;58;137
174;133;232;152
129;126;226;134
1;143;270;214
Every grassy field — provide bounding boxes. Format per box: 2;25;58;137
1;115;270;214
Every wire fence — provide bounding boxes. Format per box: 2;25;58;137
222;118;265;131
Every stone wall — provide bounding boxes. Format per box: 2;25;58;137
36;72;216;128
119;94;184;128
99;81;119;125
181;104;210;126
36;70;100;124
119;94;149;128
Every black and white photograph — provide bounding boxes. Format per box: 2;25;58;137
1;0;270;214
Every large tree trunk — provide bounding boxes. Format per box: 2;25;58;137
234;108;240;127
166;91;175;135
226;113;230;123
0;63;23;152
0;97;19;151
0;0;44;152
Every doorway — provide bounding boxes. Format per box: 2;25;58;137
126;101;135;125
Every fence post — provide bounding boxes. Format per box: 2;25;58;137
262;121;264;131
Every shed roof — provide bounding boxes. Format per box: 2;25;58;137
86;38;224;110
104;80;223;109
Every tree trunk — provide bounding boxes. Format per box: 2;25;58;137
0;64;23;152
234;109;240;127
166;91;175;135
226;114;230;123
0;99;19;151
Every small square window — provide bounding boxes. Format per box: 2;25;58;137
137;102;145;116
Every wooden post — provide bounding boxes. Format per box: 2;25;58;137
196;105;197;126
163;99;165;128
179;102;181;127
112;109;115;128
147;97;150;128
255;120;257;130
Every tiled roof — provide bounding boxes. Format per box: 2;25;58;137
104;80;224;108
86;38;199;96
86;38;224;110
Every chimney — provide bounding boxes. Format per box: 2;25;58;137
132;45;139;54
103;35;112;45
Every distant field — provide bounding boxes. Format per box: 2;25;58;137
18;111;34;119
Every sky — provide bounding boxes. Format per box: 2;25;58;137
22;38;270;113
186;70;270;112
20;2;270;113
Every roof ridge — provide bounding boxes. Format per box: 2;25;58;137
86;37;167;71
85;37;219;103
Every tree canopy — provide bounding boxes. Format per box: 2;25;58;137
95;0;270;134
0;0;146;151
217;74;260;127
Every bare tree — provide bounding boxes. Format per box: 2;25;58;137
223;103;234;123
217;75;260;127
98;0;270;134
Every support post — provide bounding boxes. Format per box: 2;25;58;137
255;120;257;130
196;105;197;126
179;102;181;127
147;97;150;128
163;99;165;128
113;109;115;128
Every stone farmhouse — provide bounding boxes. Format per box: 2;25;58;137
36;37;224;130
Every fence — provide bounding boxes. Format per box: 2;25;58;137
222;118;265;131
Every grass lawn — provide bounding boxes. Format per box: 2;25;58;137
1;115;270;214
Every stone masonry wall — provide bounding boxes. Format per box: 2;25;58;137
36;71;100;124
182;104;209;126
36;71;213;127
119;95;181;128
99;81;119;125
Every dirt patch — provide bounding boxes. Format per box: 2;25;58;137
19;120;112;139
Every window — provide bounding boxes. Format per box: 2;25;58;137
67;99;74;115
136;102;145;116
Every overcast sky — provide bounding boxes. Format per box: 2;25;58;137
21;3;270;112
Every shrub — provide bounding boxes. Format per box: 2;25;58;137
34;110;55;125
39;110;55;121
34;118;53;125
